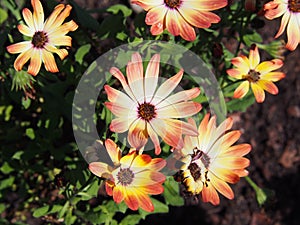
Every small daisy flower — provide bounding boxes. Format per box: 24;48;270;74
264;0;300;51
131;0;228;41
6;0;78;76
89;139;166;212
176;114;251;205
226;45;285;103
105;52;202;155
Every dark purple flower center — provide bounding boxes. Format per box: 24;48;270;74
245;69;260;83
289;0;300;12
164;0;181;8
117;168;134;186
32;31;48;48
138;102;156;121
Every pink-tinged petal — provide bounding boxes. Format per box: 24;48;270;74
89;162;112;179
152;69;183;105
222;144;252;157
49;36;72;47
150;22;164;35
201;184;220;205
105;182;114;196
214;157;250;170
248;45;260;69
41;50;58;73
104;102;133;118
275;10;290;38
165;10;181;36
183;0;227;11
148;158;166;171
256;80;279;95
43;4;65;31
260;71;285;81
28;49;42;76
251;83;265;103
233;169;249;177
177;14;196;41
226;68;243;79
31;0;44;31
113;185;125;203
286;14;300;50
156;87;201;107
104;85;135;108
17;24;34;36
22;8;35;30
264;1;287;20
105;139;121;166
256;59;283;74
231;55;250;74
124;189;139;211
135;171;166;184
136;193;154;212
13;48;33;72
110;117;135;133
144;54;160;102
233;81;250;99
156;101;202;118
7;41;32;54
126;54;144;103
145;5;167;25
210;175;234;200
179;9;220;28
109;67;136;101
131;0;164;11
147;124;162;155
128;119;148;150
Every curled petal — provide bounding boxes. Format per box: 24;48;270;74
14;49;33;72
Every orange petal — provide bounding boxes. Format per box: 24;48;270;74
251;83;265;103
13;49;32;72
148;158;166;171
165;10;181;36
44;44;68;59
110;117;134;133
43;4;65;31
260;72;285;81
150;22;164;35
124;189;139;211
179;9;219;28
104;85;135;107
27;49;42;76
113;185;125;204
183;0;227;11
214;157;250;170
105;182;114;196
274;10;290;39
256;59;283;74
49;36;72;47
140;183;164;195
22;8;35;30
131;0;163;11
147;124;161;155
145;5;167;25
256;80;279;95
48;20;78;36
7;41;32;54
233;81;250;99
32;0;44;31
264;1;286;19
177;14;196;41
136;192;154;212
210;175;234;200
231;55;250;73
131;154;152;168
223;143;252;157
210;167;240;184
41;50;58;73
104;102;134;118
201;184;220;205
226;68;243;79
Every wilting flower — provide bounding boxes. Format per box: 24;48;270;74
6;0;78;76
264;0;300;51
176;114;251;205
226;45;285;103
105;53;202;155
89;139;166;212
131;0;228;41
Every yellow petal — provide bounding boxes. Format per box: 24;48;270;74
32;0;44;31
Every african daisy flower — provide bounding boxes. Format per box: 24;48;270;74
89;139;166;212
264;0;300;51
6;0;78;76
131;0;228;41
176;114;251;205
105;53;202;155
226;45;285;103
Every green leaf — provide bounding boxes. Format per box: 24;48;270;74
0;176;14;190
0;162;14;174
226;92;255;112
0;204;6;214
107;4;132;17
0;8;8;24
25;128;35;140
22;97;31;109
33;205;63;218
120;215;142;225
139;198;169;220
163;177;184;207
243;32;263;47
75;44;91;65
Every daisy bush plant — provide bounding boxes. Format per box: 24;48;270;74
0;0;294;224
